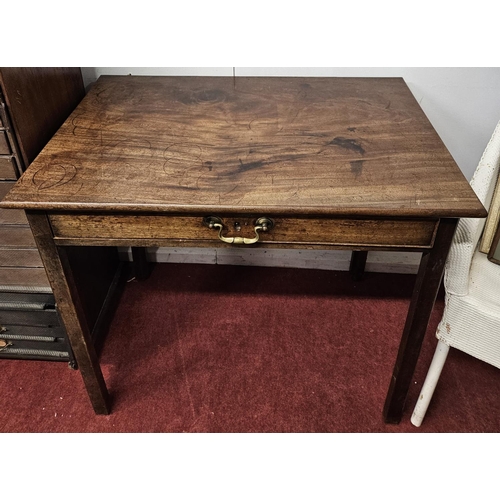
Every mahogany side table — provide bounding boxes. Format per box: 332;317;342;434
0;76;486;423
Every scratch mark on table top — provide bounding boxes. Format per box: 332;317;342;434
32;163;78;191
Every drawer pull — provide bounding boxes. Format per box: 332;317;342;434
0;333;57;342
0;347;69;358
203;216;274;245
0;339;13;351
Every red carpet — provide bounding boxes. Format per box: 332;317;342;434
1;263;499;432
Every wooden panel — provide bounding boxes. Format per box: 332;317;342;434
0;309;59;327
1;76;485;219
0;207;27;225
0;225;36;247
0;157;17;180
0;248;43;267
0;131;9;154
0;181;14;199
0;267;50;289
0;323;65;339
0;292;54;304
48;213;438;249
0;181;27;224
0;68;85;167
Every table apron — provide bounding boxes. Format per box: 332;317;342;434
47;214;439;250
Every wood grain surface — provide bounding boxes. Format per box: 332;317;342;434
0;132;9;154
0;267;50;288
0;225;36;247
0;248;43;267
0;76;485;218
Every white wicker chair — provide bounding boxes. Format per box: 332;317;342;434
411;120;500;427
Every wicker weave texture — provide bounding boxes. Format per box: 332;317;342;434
437;120;500;367
444;120;500;295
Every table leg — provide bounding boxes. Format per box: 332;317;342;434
131;247;153;280
383;218;458;424
350;251;368;280
26;211;111;415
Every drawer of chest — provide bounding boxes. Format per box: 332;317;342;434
48;214;439;249
0;131;10;155
0;181;27;223
0;156;18;180
0;294;58;326
0;324;70;361
0;307;60;328
1;323;66;340
0;225;36;247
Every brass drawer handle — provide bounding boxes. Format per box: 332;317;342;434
203;216;274;245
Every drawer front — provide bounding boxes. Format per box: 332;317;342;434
0;267;51;292
0;323;64;338
0;326;70;360
49;214;439;249
0;248;44;268
0;225;36;247
0;181;28;224
0;156;17;180
0;347;70;361
0;340;69;354
0;304;72;363
0;131;10;155
0;308;60;328
0;305;66;360
0;292;55;306
0;207;28;225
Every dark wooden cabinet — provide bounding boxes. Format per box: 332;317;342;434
0;68;85;365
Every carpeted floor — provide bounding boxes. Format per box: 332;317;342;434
1;263;499;433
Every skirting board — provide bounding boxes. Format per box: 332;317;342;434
118;247;422;274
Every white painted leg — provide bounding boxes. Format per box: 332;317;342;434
411;340;450;427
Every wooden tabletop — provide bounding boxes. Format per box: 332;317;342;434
0;76;486;218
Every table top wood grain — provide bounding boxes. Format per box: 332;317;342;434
0;76;486;218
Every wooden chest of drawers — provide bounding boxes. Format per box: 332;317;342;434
0;292;74;363
0;68;85;364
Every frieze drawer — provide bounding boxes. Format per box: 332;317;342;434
48;213;439;250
